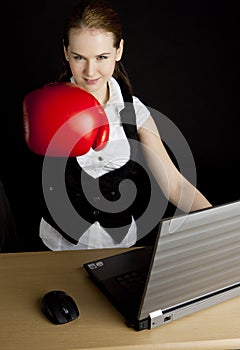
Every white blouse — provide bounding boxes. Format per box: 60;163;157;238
40;77;151;250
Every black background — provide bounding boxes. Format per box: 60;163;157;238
2;0;239;251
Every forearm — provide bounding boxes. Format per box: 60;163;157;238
168;176;212;213
141;143;212;213
139;119;212;213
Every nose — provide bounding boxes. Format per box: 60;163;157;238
84;60;95;77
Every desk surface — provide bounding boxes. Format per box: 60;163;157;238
1;249;240;350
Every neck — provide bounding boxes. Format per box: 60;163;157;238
94;84;109;106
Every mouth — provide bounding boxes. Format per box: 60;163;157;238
83;78;100;85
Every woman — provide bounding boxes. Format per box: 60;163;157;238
39;0;212;250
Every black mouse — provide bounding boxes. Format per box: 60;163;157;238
41;290;79;324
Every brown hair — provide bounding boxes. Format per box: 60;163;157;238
58;0;133;95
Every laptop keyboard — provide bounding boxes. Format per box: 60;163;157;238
114;268;147;292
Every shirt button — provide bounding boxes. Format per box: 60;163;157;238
93;210;100;216
98;156;103;161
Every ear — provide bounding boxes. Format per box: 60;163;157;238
116;39;124;61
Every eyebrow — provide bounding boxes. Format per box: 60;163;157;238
70;51;111;57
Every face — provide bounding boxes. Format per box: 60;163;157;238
64;28;123;102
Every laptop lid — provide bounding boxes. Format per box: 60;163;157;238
83;200;240;331
138;199;240;329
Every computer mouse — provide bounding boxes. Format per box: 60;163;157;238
41;290;80;324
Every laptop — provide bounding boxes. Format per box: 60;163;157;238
83;200;240;331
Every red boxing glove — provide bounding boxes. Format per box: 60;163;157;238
23;82;109;157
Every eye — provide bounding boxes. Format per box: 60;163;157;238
73;54;85;61
97;55;108;61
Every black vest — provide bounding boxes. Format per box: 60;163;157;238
42;89;151;244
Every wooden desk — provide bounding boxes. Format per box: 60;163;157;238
1;249;240;350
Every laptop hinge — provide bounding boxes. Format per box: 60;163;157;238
149;309;173;329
